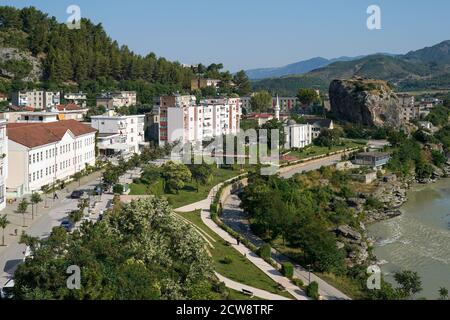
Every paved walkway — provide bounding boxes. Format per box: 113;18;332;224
215;273;290;300
0;171;116;288
176;180;308;301
222;193;351;300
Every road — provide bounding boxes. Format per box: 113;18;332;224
0;174;113;288
221;153;353;300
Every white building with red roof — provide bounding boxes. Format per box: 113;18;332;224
6;120;97;197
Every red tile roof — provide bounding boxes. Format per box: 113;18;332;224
7;120;97;148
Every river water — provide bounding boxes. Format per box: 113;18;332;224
368;178;450;299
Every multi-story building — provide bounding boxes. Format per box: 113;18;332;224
96;91;137;110
64;92;88;108
272;97;298;111
0;120;8;211
55;104;88;121
6;120;96;197
153;95;198;145
11;90;61;110
191;78;221;91
91;111;146;155
284;120;313;150
1;112;58;124
162;97;242;145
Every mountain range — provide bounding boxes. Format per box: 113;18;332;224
251;40;450;95
244;56;365;80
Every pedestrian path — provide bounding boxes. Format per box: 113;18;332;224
176;179;309;301
215;273;290;300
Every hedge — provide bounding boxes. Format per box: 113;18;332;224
281;262;294;279
306;281;320;300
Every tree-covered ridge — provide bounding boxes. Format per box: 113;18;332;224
0;6;195;86
11;197;215;300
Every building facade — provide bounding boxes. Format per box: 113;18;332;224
96;91;137;110
0;120;8;211
6;120;96;197
284;122;313;150
161;96;242;145
11;90;61;110
64;92;88;108
91;112;146;155
190;78;221;91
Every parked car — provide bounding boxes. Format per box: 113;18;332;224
0;279;14;299
60;220;74;232
70;190;85;199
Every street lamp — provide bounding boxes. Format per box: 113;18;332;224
307;264;312;285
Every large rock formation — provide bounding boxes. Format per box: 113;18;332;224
329;77;403;127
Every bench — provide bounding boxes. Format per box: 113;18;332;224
241;289;254;297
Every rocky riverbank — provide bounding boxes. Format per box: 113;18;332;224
332;160;450;267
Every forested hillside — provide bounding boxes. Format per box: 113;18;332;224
0;6;252;104
253;41;450;95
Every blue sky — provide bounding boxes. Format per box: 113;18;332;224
2;0;450;71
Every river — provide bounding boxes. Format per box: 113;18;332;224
368;178;450;299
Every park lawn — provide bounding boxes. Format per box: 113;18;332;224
130;167;241;209
286;142;362;161
178;210;293;299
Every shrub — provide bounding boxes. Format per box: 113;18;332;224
306;281;320;300
281;262;294;279
220;256;233;265
113;184;124;195
257;244;272;260
292;278;304;288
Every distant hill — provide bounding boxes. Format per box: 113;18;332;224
252;41;450;95
244;56;364;80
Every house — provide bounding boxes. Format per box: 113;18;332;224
6;120;96;197
305;118;334;139
0;120;8;211
64;92;88;108
90;111;146;156
284;120;313;150
96;91;137;110
352;152;391;168
0;93;7;102
5;112;59;123
55;104;88;121
11;90;60;110
190;78;221;91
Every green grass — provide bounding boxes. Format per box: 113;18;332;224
130;167;241;209
177;210;293;299
286;142;362;161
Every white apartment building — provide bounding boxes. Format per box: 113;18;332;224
0;120;8;211
6;120;96;197
91;111;145;155
284;121;313;150
64;92;88;108
165;97;242;145
12;90;61;110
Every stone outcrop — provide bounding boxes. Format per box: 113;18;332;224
329;77;403;127
0;47;42;82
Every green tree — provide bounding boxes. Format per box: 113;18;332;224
439;287;449;300
250;91;272;113
161;161;192;194
188;163;213;192
233;70;252;96
306;281;320;300
394;270;422;299
68;210;83;225
30;192;42;220
0;215;9;246
12;197;214;300
16;198;29;227
297;88;320;106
